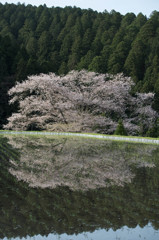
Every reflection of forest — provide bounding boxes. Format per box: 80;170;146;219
0;136;159;239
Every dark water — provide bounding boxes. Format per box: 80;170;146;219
0;135;159;240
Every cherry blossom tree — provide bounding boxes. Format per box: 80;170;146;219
4;70;158;135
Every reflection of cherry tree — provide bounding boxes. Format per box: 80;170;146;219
4;70;158;134
8;136;155;191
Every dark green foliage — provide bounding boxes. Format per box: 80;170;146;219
0;3;159;129
146;118;159;137
0;3;152;81
114;120;127;136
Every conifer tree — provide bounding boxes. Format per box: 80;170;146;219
114;120;127;136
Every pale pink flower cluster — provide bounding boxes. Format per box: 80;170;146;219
4;70;158;135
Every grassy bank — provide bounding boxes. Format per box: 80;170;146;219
0;130;159;145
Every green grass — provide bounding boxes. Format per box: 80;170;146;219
0;130;159;145
0;129;159;139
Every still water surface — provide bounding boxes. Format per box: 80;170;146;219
0;135;159;239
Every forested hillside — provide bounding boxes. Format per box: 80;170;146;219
0;3;159;128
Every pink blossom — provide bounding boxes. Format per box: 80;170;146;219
4;70;158;135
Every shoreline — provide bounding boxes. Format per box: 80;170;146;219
1;130;159;145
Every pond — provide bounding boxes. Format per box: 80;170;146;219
0;134;159;240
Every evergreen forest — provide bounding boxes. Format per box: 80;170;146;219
0;3;159;129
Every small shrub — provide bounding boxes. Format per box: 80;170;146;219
114;120;127;136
